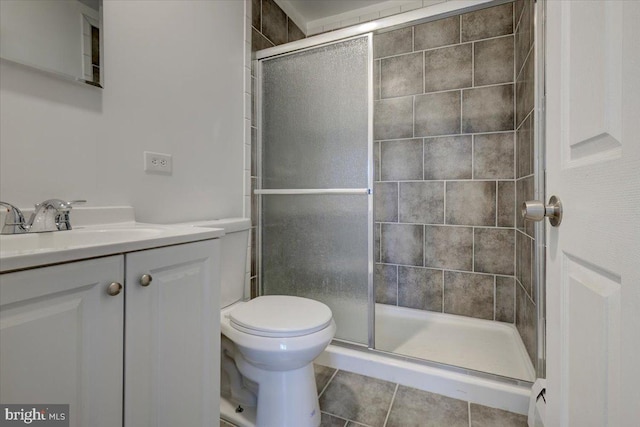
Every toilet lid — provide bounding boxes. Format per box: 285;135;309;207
229;295;333;338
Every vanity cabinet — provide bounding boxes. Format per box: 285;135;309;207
0;255;125;427
125;239;220;427
0;239;221;427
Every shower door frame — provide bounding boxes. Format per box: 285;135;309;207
254;0;546;386
255;34;376;347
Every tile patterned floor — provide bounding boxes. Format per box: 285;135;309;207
220;364;528;427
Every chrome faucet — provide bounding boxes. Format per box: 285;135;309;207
0;201;27;234
28;199;86;232
0;199;86;234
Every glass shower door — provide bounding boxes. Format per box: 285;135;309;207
257;35;372;344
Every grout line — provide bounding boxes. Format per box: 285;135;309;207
375;129;515;143
472;226;475;271
395;264;399;305
380;81;515;102
318;368;340;399
382;383;400;427
468;401;472;427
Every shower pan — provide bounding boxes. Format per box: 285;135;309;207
255;0;544;387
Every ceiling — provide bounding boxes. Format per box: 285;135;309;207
280;0;391;22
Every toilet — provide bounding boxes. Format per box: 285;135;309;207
198;218;336;427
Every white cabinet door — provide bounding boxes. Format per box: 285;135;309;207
125;240;221;427
0;256;124;427
545;0;640;425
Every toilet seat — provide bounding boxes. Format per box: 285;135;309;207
229;295;332;338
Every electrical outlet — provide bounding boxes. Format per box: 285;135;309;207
144;151;172;175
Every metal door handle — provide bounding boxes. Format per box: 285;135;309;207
522;196;563;227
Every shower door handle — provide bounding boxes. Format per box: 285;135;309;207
522;196;563;227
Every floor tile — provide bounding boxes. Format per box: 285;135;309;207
470;403;528;426
319;371;396;427
320;412;349;427
386;385;469;427
315;364;337;395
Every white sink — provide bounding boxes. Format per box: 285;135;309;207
0;216;224;273
0;227;164;254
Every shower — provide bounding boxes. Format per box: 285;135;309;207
254;0;543;386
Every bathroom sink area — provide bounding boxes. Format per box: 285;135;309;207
0;208;225;272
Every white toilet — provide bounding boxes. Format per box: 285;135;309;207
202;218;336;427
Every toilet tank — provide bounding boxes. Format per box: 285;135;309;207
188;218;251;308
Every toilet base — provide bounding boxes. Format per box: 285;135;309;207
220;394;257;427
235;352;321;427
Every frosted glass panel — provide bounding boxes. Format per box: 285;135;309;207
261;37;369;189
262;195;369;344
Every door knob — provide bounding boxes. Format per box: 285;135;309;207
107;282;123;296
522;196;563;226
140;274;153;286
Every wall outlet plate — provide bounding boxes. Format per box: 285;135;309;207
144;151;172;175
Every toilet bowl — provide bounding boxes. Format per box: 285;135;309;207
190;218;335;427
222;296;336;427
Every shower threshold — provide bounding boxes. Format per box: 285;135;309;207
374;304;535;382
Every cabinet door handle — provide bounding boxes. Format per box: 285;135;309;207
107;282;123;296
140;274;153;287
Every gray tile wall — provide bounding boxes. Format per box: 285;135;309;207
250;0;306;297
514;0;537;369
374;3;519;323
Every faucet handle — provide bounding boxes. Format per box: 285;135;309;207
0;201;27;234
34;199;86;211
29;199;87;232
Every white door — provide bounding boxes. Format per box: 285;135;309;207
0;256;124;427
124;239;220;427
545;1;640;426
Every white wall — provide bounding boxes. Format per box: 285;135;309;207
0;0;245;224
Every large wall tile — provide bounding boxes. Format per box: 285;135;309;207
382;52;424;98
473;132;514;179
474;35;514;86
382;223;424;266
462;84;514;133
398;266;443;311
415;91;461;137
380;139;423;180
515;282;537;366
424;44;472;92
374;97;414;140
446;181;496;226
516;112;533;178
261;0;287;45
461;3;513;42
414;16;460;50
515;0;534;77
252;28;274;52
287;18;305;42
497;181;515;227
474;228;515;275
495;276;515;323
424;225;473;270
399;181;444;224
375;223;381;262
515;50;534;129
374;182;398;222
516;231;533;296
444;271;494;320
374;60;381;101
252;0;261;30
424;135;472;180
375;263;398;305
374;27;412;59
